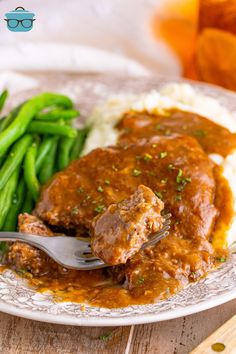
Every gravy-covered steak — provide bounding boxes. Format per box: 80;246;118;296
117;110;236;156
7;214;62;276
91;185;164;265
32;134;222;305
35;135;217;243
18;213;54;236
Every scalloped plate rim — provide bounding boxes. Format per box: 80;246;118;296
0;283;235;327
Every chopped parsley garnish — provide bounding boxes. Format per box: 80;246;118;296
99;332;113;341
94;204;106;213
71;207;79;215
167;165;191;192
104;179;110;185
161;178;168;184
155;191;163;200
136;276;145;285
159;151;168;159
168;163;175;170
143;153;153;161
176;184;185;192
176;169;183;183
194;129;208;137
216;257;226;263
175;194;182;201
132;169;142;177
77;187;84;193
175;169;191;191
97;186;104;193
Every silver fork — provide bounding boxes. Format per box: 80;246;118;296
0;214;171;270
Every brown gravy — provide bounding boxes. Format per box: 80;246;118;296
117;109;236;156
5;110;236;308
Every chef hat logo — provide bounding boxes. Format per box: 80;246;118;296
5;7;35;32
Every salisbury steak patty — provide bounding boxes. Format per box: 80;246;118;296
91;185;164;265
117;110;236;156
7;214;63;275
35;135;217;240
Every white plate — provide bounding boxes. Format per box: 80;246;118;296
1;74;236;326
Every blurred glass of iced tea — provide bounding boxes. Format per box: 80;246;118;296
194;0;236;90
153;0;236;90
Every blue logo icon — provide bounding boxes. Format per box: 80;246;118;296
5;7;35;32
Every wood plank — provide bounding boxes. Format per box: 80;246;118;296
129;299;236;354
0;300;235;353
0;312;131;354
190;315;236;354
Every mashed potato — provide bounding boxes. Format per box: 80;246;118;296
82;83;236;247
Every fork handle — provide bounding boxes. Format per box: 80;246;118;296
0;232;52;252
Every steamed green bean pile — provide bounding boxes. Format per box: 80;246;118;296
0;90;88;231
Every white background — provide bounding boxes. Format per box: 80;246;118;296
0;0;180;75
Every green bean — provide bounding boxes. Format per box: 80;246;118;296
0;135;33;190
24;142;40;201
39;137;59;184
0;152;7;169
32;134;41;146
0;107;22;162
0;112;15;133
57;136;75;170
2;177;26;231
21;190;34;214
0;90;8;113
0;120;4;132
35;136;55;173
0;92;73;157
0;112;15;132
27;120;77;138
0;167;20;229
0;104;22;133
70;128;88;160
35;108;79;121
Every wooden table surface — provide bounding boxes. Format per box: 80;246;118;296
0;299;234;354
